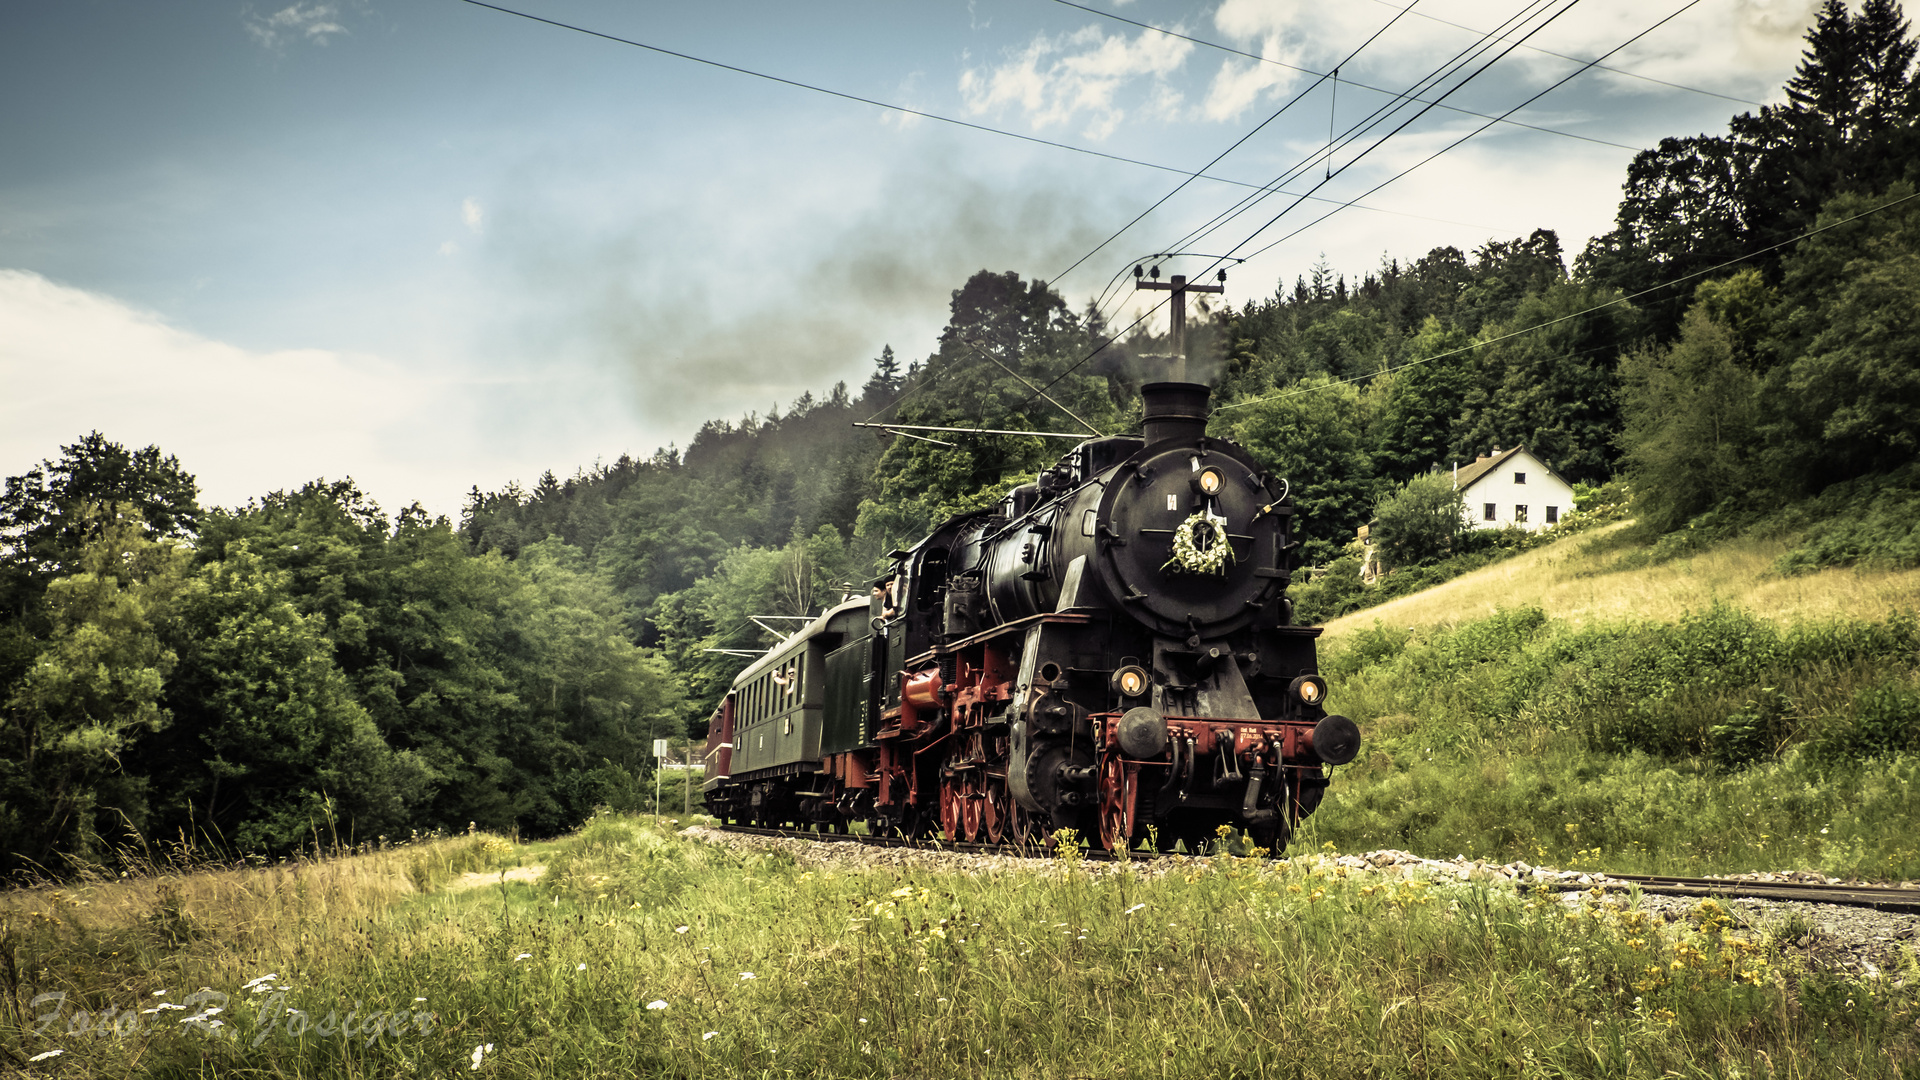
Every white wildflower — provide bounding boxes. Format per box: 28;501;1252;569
1124;903;1145;915
576;963;586;971
674;925;690;934
414;997;428;1003
241;973;279;991
469;1043;494;1070
703;1031;719;1041
738;972;756;981
151;990;170;997
28;1050;64;1062
514;953;531;962
646;1000;668;1011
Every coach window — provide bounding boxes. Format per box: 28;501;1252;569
1515;505;1529;523
1483;503;1496;522
1545;505;1559;524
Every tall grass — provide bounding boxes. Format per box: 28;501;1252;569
4;817;1914;1077
1310;605;1920;878
1324;523;1920;636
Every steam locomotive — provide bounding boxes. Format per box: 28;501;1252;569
699;381;1358;853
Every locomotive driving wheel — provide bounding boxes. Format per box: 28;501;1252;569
939;771;964;842
1097;754;1141;852
979;774;1010;844
960;774;983;842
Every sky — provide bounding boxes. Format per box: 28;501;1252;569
0;0;1825;519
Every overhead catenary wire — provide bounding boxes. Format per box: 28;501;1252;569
1211;187;1920;415
1050;0;1643;152
454;0;1627;437
1221;0;1713;265
1045;0;1427;288
1089;0;1572;317
1066;0;1714;414
882;0;1559;429
1151;0;1579;281
1356;0;1765;106
457;0;1494;261
1016;0;1598;413
1054;0;1761;124
450;0;1527;434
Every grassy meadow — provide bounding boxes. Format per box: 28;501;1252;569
1308;523;1920;880
3;816;1916;1078
1324;523;1920;635
5;525;1919;1077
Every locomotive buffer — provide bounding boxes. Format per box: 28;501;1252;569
1133;267;1225;382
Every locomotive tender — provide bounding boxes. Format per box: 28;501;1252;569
700;381;1358;852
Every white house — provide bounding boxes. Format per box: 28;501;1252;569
1453;446;1575;533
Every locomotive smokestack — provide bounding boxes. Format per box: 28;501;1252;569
1140;382;1211;445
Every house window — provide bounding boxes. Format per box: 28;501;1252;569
1513;472;1527;485
1515;505;1529;523
1484;503;1497;521
1545;505;1559;524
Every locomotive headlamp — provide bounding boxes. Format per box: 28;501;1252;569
1289;674;1328;707
1112;665;1150;698
1197;467;1225;496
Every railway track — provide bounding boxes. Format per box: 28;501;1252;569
1598;874;1920;914
713;824;1920;912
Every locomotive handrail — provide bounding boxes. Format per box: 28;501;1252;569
907;611;1094;667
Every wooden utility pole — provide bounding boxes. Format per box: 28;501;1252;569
1134;269;1225;382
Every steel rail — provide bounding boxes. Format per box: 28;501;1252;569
1597;873;1920;914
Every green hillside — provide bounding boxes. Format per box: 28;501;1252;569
1296;521;1920;880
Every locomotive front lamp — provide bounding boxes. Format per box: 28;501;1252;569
1113;665;1150;698
1197;467;1225;496
1289;674;1328;706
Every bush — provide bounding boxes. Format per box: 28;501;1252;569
1291;556;1364;625
1370;472;1466;568
1776;466;1920;573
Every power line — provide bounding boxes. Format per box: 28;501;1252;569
1356;0;1766;106
1018;0;1594;411
1046;0;1429;288
456;0;1508;249
1211;188;1920;414
1050;0;1641;151
883;0;1567;430
1224;0;1712;264
1129;0;1574;307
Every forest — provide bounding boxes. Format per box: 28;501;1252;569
3;0;1916;874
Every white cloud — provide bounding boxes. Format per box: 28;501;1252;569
0;269;422;510
0;271;664;518
461;198;484;233
439;240;460;256
244;3;349;51
1201;39;1303;122
960;24;1193;140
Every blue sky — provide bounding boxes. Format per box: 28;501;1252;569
1;0;1820;517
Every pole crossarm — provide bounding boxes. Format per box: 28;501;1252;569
1132;273;1226;382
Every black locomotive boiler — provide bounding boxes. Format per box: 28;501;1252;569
701;381;1358;852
